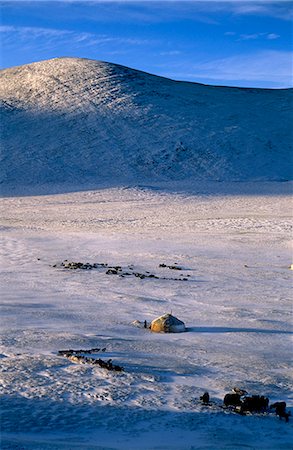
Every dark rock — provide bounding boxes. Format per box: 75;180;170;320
58;347;123;371
106;269;118;275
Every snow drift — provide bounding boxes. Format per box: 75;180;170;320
0;57;292;191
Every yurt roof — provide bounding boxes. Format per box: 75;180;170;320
153;313;184;325
150;313;185;333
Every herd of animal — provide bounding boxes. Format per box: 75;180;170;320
57;348;291;423
200;388;290;422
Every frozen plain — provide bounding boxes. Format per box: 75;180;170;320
1;182;292;449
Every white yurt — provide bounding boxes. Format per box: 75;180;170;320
150;313;186;333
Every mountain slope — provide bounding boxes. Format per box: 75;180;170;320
0;57;292;190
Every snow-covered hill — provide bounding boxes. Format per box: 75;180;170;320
0;57;292;191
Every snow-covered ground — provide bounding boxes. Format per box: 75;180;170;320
1;183;292;449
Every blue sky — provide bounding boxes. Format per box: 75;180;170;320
0;1;292;88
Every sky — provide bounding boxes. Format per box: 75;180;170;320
0;1;292;88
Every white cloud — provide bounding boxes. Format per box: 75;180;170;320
160;50;182;56
196;51;292;83
0;25;69;37
224;31;281;41
0;25;153;47
267;33;280;40
2;1;291;28
229;2;293;21
240;33;264;40
164;50;293;87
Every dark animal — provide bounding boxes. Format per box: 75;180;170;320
271;402;290;422
200;392;210;404
233;387;248;396
241;395;269;413
224;393;242;407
